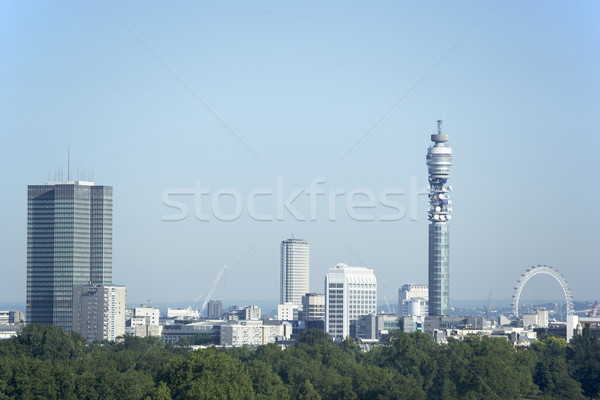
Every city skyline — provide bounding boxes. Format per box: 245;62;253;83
1;2;598;305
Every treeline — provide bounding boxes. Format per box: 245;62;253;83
0;325;598;399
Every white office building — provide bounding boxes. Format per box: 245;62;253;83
134;306;160;325
280;238;310;307
325;263;377;340
523;308;549;329
398;283;429;317
132;306;162;337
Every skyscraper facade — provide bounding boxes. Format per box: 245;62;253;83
27;180;113;331
325;263;377;340
426;121;453;316
280;238;309;307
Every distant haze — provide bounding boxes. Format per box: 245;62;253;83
0;2;598;306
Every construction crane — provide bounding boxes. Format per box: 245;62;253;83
384;296;392;314
197;265;227;318
484;289;498;320
588;300;599;317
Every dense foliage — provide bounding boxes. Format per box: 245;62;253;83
0;325;598;399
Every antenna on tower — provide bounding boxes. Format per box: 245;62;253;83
437;120;443;134
67;146;70;181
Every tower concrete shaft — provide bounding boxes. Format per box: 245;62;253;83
426;120;453;316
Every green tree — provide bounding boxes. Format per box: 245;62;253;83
532;336;584;399
74;365;154;400
567;324;600;398
446;336;533;399
294;380;321;400
296;329;332;346
14;324;84;360
161;348;254;400
145;381;173;400
176;333;215;347
246;359;289;400
373;331;441;394
350;364;425;400
514;347;539;397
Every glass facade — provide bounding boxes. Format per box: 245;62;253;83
428;223;449;316
27;182;112;331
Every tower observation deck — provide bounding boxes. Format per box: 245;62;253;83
426;120;453;316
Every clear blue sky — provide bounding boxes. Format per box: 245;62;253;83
1;1;598;306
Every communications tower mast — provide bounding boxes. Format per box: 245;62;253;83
426;120;453;316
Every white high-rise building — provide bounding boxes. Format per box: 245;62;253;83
325;263;377;340
73;285;126;342
280;238;310;307
398;283;429;317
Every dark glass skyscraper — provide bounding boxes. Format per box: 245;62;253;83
426;121;453;316
27;181;112;331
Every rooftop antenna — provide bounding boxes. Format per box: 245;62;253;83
437;120;443;134
67;146;70;181
291;233;295;239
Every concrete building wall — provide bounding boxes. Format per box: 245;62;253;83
73;285;125;342
278;303;298;321
207;300;223;318
242;306;261;321
220;321;289;347
134;307;160;325
398;283;428;317
301;293;325;321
